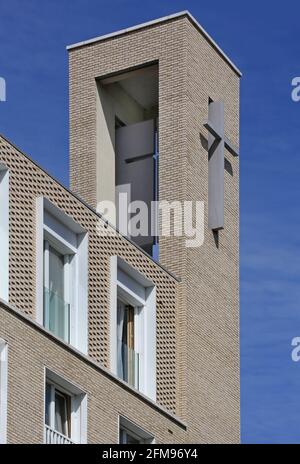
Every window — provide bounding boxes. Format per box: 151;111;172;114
119;417;154;444
46;383;71;439
117;300;139;389
45;370;87;444
110;257;156;400
0;339;8;444
36;198;88;353
0;166;9;302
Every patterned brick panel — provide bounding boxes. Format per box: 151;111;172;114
68;13;240;442
184;20;240;443
0;136;179;415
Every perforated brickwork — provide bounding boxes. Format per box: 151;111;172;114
0;135;179;414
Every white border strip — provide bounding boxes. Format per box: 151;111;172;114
0;339;8;444
66;11;242;77
0;167;9;303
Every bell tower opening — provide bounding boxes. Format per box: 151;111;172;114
96;63;159;258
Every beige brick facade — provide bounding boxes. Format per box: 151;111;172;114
68;13;240;443
0;133;181;417
0;12;240;444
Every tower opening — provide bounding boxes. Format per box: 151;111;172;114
97;63;159;258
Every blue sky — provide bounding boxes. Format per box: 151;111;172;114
1;0;300;444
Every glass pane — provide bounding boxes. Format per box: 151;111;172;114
49;246;64;299
120;428;142;444
127;433;141;444
45;383;51;426
44;287;70;342
117;305;139;388
55;390;70;437
44;244;70;342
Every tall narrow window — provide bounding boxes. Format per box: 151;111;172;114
111;257;156;400
45;382;71;440
117;301;139;389
44;242;72;342
45;371;87;444
36;198;88;354
0;340;8;444
97;63;159;258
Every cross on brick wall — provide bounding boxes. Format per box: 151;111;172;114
204;100;239;230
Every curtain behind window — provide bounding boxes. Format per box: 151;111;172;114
55;391;70;437
117;300;125;379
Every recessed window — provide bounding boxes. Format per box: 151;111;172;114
110;257;156;400
119;417;154;444
0;339;8;444
36;198;88;353
45;383;72;440
43;242;72;342
45;370;87;444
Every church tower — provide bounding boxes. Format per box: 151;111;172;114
68;11;240;443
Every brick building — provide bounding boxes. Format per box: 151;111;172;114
0;11;241;444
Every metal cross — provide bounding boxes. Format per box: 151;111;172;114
204;101;239;231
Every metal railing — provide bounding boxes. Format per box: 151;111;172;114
45;425;74;444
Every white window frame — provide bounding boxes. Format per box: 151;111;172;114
110;256;156;400
44;369;87;444
118;416;154;444
0;165;9;303
0;339;8;444
36;197;88;354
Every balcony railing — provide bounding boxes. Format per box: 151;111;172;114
45;425;74;444
117;340;139;389
43;287;70;343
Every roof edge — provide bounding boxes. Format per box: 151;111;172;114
66;10;242;77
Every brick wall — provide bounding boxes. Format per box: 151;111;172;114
68;13;240;443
